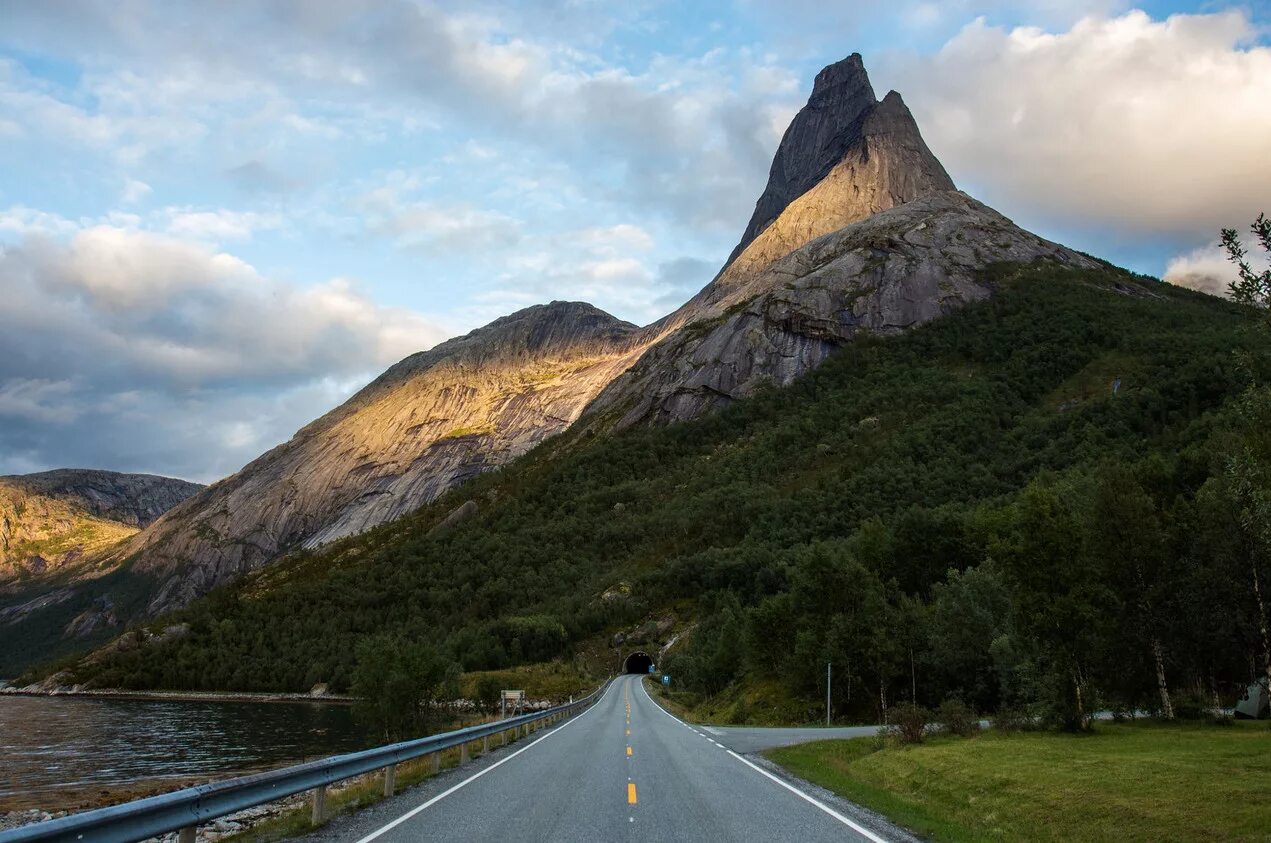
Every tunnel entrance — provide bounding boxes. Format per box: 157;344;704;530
623;651;654;674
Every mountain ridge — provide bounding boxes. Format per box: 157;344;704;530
2;51;1114;668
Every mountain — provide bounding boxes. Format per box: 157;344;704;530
108;52;988;614
4;52;1121;674
1;470;201;582
0;470;201;654
723;53;955;276
59;266;1266;703
580;52;1091;428
122;302;638;613
583;191;1095;429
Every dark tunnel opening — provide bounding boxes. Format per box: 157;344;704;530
623;651;654;674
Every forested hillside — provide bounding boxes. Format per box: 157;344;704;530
56;264;1271;727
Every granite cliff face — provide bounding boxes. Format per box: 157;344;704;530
721;53;955;279
583;192;1095;427
580;55;1094;427
51;53;1097;625
0;470;200;584
125;302;638;612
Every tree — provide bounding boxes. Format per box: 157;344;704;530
926;562;1014;712
1222;391;1271;693
1088;465;1174;717
1220;212;1271;693
351;635;460;743
995;480;1113;730
1223;213;1271;313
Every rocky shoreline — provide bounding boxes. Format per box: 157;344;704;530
0;794;308;842
0;682;355;705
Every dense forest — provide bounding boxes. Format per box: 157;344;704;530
55;263;1271;729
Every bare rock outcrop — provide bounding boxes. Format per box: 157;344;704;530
125;302;639;613
0;470;201;584
0;470;202;528
721;53;954;278
584;191;1098;427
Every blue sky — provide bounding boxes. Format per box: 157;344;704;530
1;0;1269;481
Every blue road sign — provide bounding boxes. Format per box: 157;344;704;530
648;664;655;673
662;675;671;685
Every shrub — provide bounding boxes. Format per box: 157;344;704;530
992;707;1034;734
887;703;931;744
1170;690;1212;721
937;698;980;737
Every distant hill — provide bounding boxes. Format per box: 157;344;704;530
0;469;201;673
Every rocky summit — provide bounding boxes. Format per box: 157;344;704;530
6;53;1105;650
123;301;639;613
0;469;200;607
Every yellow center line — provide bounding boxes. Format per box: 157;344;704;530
626;746;633;756
626;728;630;736
627;782;638;805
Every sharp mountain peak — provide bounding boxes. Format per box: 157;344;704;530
724;52;955;273
16;53;1094;634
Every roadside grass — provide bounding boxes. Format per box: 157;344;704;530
654;676;862;726
459;661;595;702
766;720;1271;842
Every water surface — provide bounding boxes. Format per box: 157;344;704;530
0;695;368;810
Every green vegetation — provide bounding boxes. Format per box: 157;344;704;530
49;265;1271;728
767;722;1271;841
350;636;459;742
0;566;159;677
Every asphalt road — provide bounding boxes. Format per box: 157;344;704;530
701;724;885;754
308;674;906;843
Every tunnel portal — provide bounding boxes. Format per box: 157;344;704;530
623;651;654;674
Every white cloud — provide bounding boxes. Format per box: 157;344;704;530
476;223;711;326
0;219;451;480
0;379;80;424
121;178;152;205
1165;241;1271;298
888;10;1271;236
357;185;523;254
0;3;800;233
162;207;285;243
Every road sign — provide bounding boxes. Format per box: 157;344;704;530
661;675;671;686
648;664;655;673
501;689;525;719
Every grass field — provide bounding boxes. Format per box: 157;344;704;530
767;721;1271;842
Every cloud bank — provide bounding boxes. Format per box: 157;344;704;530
0;222;447;481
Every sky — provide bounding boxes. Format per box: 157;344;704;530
1;0;1269;483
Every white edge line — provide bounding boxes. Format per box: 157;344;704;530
354;680;617;843
638;678;889;843
724;749;889;843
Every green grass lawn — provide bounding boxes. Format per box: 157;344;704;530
766;721;1271;842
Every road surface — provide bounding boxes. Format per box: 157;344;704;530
699;724;885;754
308;674;906;843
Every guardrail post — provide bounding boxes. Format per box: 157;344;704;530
178;827;196;843
383;763;396;797
501;729;507;746
483;734;489;753
431;752;440;774
460;741;470;764
311;784;327;825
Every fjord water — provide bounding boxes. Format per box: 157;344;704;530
0;695;367;811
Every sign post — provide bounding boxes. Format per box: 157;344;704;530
501;689;525;719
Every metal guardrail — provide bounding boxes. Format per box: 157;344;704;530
0;679;612;843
